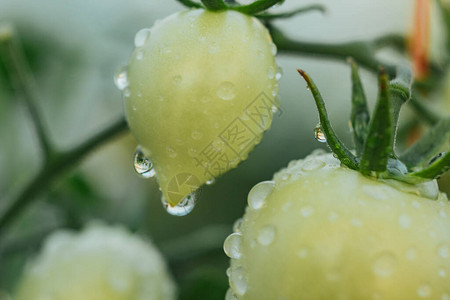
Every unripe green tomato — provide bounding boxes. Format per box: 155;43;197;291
225;152;450;300
15;223;176;300
122;9;279;206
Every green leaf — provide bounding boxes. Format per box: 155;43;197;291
348;58;369;156
297;69;359;170
399;116;450;168
407;151;450;180
232;0;284;15
256;4;325;20
360;69;393;174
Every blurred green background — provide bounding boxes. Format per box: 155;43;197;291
0;0;448;299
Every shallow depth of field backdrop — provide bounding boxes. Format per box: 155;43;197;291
0;0;447;299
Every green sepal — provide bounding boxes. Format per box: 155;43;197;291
399;116;450;169
256;4;325;20
407;151;450;180
348;58;370;156
359;69;393;175
297;69;359;170
176;0;203;9
201;0;228;10
232;0;284;15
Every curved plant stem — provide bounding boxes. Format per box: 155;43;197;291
0;118;128;236
269;25;403;76
232;0;283;15
256;4;325;20
176;0;203;8
0;27;54;161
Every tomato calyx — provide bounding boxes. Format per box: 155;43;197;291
176;0;325;19
297;61;450;189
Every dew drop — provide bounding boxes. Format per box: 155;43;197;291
208;42;218;54
161;192;197;216
217;81;236;101
206;178;215;185
134;28;151;47
328;211;339;222
439;268;447;277
438;244;449;258
440;210;447;219
223;232;243;259
268;66;275;79
442;293;450;300
257;225;276;246
372;252;396;278
276;66;283;80
188;148;198;157
225;288;238;300
229;267;248;296
191;130;202;140
248;181;274;210
133;147;155;178
282;201;293;212
270;42;277;56
166;146;177;158
114;66;128;91
417;284;432;298
314;124;326;142
301;205;315;218
136;50;144;60
351;218;363;227
233;218;243;232
398;214;411;229
302;159;325;171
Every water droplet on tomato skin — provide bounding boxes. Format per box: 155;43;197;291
161;192;197;216
229;266;248;296
224;232;243;259
248;181;274;210
257;225;276;246
225;288;238;300
300;206;315;218
217;81;236;101
134;28;151;47
114;66;129;91
133;147;155;178
372;252;396;278
417;284;432;298
302;159;325;171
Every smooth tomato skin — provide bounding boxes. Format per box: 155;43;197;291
226;152;449;300
125;9;279;205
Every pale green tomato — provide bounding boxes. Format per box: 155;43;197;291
15;223;176;300
124;9;279;206
225;151;450;300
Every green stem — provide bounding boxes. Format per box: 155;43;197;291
269;25;400;76
400;116;450;169
0;118;128;236
409;89;441;126
407;151;450;180
233;0;283;15
256;4;325;20
176;0;203;8
200;0;228;10
0;26;54;161
297;69;359;170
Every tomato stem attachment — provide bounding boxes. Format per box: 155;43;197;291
232;0;284;15
200;0;228;11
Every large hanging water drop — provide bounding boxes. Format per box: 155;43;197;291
247;181;274;210
133;147;155;178
223;232;243;259
314;124;326;143
161;192;197;216
114;66;129;91
134;28;151;48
